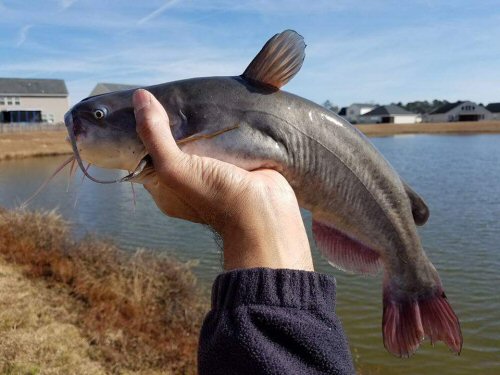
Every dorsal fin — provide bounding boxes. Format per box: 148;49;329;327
402;180;430;226
242;30;306;89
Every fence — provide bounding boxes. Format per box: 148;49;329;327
0;122;66;133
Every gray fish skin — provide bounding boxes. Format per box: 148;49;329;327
65;30;461;357
70;75;434;289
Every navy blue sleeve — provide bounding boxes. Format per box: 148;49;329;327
198;268;355;374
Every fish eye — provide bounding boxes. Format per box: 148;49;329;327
93;109;106;120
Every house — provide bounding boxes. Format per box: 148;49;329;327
89;83;140;96
342;103;377;123
360;104;421;124
426;101;491;122
0;77;69;123
485;103;500;120
338;107;347;117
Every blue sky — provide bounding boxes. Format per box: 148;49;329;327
1;0;499;106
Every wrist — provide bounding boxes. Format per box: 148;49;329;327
219;201;314;272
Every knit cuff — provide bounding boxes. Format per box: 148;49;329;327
211;268;336;311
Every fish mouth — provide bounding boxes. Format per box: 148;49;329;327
65;110;149;184
125;154;154;182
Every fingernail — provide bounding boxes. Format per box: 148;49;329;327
133;89;151;113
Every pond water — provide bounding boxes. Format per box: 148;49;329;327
0;134;499;374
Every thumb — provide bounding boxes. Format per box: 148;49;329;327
133;89;182;166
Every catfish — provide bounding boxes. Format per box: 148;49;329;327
63;30;462;357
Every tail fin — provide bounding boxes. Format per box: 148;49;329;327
383;278;462;357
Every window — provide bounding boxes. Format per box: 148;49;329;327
0;98;4;105
7;98;12;105
14;97;20;105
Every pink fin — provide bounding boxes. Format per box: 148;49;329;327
383;281;463;357
312;220;381;275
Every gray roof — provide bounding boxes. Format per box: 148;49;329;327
362;104;416;117
429;101;464;114
90;83;140;96
486;102;500;113
0;77;68;96
351;103;377;108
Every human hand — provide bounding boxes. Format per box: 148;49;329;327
133;89;313;272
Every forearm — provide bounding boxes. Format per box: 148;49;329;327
198;268;355;375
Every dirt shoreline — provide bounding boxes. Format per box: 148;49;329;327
1;121;499;161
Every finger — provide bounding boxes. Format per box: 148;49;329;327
133;89;182;165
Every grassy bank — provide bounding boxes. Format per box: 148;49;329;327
0;208;206;374
356;120;500;136
0;130;71;161
1;121;500;161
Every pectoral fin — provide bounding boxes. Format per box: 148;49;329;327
127;125;240;183
242;30;306;89
175;125;239;146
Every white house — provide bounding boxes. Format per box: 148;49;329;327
360;105;421;124
342;103;377;124
89;83;140;97
485;103;500;120
0;78;69;123
426;101;491;122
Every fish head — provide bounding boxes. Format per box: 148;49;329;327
64;90;146;172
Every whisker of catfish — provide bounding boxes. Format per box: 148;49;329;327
21;156;75;209
66;158;77;192
81;163;91;184
74;163;91;209
130;181;137;212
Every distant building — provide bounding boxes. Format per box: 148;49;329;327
338;107;347;116
426;101;491;122
485;103;500;120
342;103;377;124
361;104;421;124
89;83;140;96
0;77;69;123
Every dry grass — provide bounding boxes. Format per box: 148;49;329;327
0;260;106;375
356;120;500;136
0;130;71;161
1;121;500;161
0;208;207;374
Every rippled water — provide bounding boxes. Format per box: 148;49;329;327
0;134;499;374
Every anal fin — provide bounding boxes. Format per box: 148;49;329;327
312;219;381;276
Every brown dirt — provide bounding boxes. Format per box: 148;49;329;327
0;208;207;374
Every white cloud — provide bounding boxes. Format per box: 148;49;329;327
16;25;33;47
137;0;180;26
60;0;77;9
